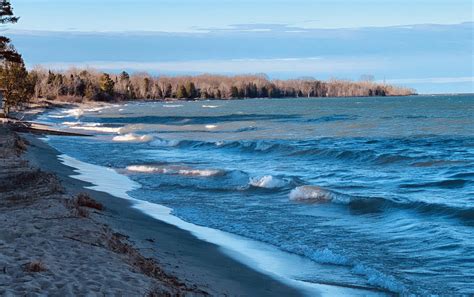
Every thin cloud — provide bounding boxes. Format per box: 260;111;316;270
31;56;384;75
384;77;474;84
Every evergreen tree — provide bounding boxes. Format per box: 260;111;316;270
176;84;188;99
119;71;130;81
164;83;172;98
185;81;197;99
0;59;34;115
230;86;239;98
99;73;115;95
85;82;99;100
0;1;21;63
73;76;86;98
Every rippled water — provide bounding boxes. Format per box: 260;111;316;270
41;95;474;295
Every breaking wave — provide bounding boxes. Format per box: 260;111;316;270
151;138;180;147
63;121;102;127
249;175;288;189
68;126;122;133
127;164;224;177
63;121;122;133
112;133;154;143
289;186;351;204
289;186;474;224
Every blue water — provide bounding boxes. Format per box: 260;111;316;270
41;95;474;295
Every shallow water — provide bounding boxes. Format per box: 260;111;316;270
40;95;474;294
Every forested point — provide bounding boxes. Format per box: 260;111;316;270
30;68;416;103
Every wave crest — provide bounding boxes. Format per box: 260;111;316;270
127;164;223;177
151;138;180;147
112;133;153;143
249;175;287;189
289;186;335;202
68;125;122;133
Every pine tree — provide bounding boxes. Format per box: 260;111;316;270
0;1;21;63
230;86;239;98
0;59;34;115
176;84;188;99
185;81;197;99
99;73;115;96
164;83;172;98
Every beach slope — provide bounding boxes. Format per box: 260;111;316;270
0;125;302;296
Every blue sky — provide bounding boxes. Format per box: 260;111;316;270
6;0;474;93
11;0;473;32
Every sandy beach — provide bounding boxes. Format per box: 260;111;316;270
0;112;302;295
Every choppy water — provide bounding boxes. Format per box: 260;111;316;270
40;95;474;295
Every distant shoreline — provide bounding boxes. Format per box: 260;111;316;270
30;68;416;103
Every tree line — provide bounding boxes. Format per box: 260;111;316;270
30;68;415;103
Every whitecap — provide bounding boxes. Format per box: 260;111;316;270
352;264;405;293
163;104;183;108
68;125;122;133
126;165;168;173
249;175;287;189
48;114;68;119
311;248;350;265
63;108;84;119
151;138;180;147
63;121;102;127
127;164;223;177
113;133;153;143
85;106;107;112
202;105;219;108
289;186;351;204
177;169;222;177
205;124;217;129
289;186;336;202
255;141;274;151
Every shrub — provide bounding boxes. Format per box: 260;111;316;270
75;192;104;211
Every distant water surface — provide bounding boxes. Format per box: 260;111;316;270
41;95;474;295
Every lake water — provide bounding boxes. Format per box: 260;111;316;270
40;95;474;295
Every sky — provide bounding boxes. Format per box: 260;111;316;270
5;0;474;93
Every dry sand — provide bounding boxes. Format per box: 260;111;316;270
0;126;200;296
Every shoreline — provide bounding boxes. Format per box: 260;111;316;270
19;127;305;295
0;126;195;295
2;100;390;296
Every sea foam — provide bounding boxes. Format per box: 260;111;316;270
249;175;287;189
68;125;122;133
127;164;223;177
352;264;406;293
112;133;153;143
63;121;122;133
151;138;180;147
63;121;102;127
64;108;84;119
289;186;335;202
